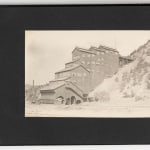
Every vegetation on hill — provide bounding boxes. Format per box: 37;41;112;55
89;40;150;105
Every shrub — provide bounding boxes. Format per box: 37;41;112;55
95;91;110;102
135;96;143;101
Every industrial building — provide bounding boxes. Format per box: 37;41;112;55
39;45;133;104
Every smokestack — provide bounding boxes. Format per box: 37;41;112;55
32;80;35;103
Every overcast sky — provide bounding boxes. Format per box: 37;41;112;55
25;30;150;85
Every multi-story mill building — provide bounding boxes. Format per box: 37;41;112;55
39;45;133;104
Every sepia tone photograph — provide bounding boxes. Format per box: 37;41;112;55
25;30;150;117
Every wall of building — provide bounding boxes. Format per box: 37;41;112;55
72;49;96;69
70;66;90;93
39;91;55;103
54;85;83;103
72;50;81;61
72;47;120;91
39;84;83;104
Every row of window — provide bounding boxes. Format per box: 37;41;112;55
72;72;87;77
73;55;80;60
73;51;118;60
73;52;118;61
81;51;118;57
90;69;100;73
81;60;104;65
73;52;117;61
56;72;88;78
96;51;105;55
82;54;95;57
81;52;104;58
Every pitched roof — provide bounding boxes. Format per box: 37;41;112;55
66;81;84;93
119;56;133;61
40;81;65;91
72;47;96;54
89;46;105;52
50;76;71;82
55;64;90;74
65;59;80;65
99;45;118;53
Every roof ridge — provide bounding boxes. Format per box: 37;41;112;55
55;64;89;74
72;47;96;54
99;45;118;52
50;76;71;82
89;46;105;52
55;64;80;74
65;59;80;65
40;81;65;91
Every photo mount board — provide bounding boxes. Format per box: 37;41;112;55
0;5;150;145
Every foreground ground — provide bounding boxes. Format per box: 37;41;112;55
25;101;150;118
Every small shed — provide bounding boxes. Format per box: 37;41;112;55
39;80;84;104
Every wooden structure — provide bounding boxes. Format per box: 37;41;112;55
39;45;133;104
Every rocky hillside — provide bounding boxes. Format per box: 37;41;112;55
89;40;150;105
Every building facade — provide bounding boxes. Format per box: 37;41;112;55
39;45;133;104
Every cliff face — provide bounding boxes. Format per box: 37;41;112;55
89;40;150;105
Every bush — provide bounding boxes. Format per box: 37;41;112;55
135;96;143;101
95;91;110;102
87;97;95;102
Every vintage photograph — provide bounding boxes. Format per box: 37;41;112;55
25;30;150;117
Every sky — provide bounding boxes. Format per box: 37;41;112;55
25;30;150;85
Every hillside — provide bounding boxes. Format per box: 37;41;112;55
89;40;150;106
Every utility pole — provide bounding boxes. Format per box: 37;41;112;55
32;80;35;103
33;80;34;88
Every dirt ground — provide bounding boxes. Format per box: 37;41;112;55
25;101;150;118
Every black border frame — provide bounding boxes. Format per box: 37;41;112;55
0;5;150;145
